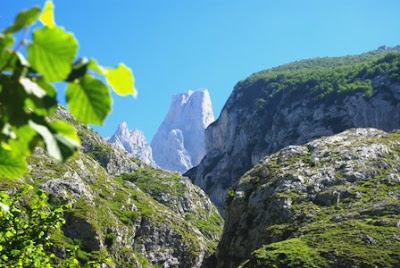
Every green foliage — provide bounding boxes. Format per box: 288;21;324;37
225;189;235;205
0;0;137;179
0;150;28;178
250;238;327;268
66;75;111;124
236;50;400;111
4;7;40;34
27;26;78;82
105;63;136;96
119;168;186;198
39;1;55;28
0;186;78;267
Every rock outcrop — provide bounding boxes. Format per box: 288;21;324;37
107;122;155;166
5;107;223;268
187;49;400;214
216;128;400;267
151;89;215;173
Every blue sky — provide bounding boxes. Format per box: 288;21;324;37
1;0;400;141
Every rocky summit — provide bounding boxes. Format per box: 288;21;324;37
187;49;400;215
108;121;155;166
151;89;215;173
216;128;400;267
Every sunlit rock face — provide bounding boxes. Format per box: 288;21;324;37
108;122;155;166
186;49;400;215
151;89;215;173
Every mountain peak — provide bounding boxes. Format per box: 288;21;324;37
115;121;130;137
151;88;215;173
108;122;155;166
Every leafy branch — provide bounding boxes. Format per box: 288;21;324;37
0;0;137;179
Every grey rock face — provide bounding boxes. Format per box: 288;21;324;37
187;63;400;214
21;107;223;268
216;128;400;267
108;121;155;166
151;89;214;173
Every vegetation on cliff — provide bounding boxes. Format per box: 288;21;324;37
0;108;223;267
217;128;400;267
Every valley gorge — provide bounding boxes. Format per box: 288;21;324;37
187;47;400;215
1;47;400;267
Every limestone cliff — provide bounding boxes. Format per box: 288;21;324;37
187;49;400;214
151;89;214;173
216;128;400;267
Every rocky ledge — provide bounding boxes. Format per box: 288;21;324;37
216;128;400;268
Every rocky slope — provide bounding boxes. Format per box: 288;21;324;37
107;121;155;166
1;107;223;267
187;49;400;213
216;128;400;267
151;89;214;173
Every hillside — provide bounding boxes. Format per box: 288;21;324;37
187;48;400;214
216;128;400;267
0;107;223;267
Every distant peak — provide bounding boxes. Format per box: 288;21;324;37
118;121;128;129
115;121;130;137
130;128;145;136
171;88;210;105
377;45;400;51
108;122;155;166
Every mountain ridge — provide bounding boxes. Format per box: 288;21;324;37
187;48;400;215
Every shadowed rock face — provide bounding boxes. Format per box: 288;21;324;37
216;128;400;267
186;50;400;215
151;89;214;173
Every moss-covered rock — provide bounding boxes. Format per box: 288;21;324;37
217;128;400;267
1;107;223;267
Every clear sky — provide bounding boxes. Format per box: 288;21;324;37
1;0;400;141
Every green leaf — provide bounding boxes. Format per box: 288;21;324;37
19;77;46;98
0;34;14;49
28;120;79;162
0;74;28;125
0;50;17;71
66;58;89;82
49;120;80;160
28;120;60;160
0;148;27;179
105;63;136;96
8;125;37;158
21;78;57;116
39;1;56;28
27;27;78;82
66;75;111;124
4;7;41;34
5;231;14;238
88;58;105;75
